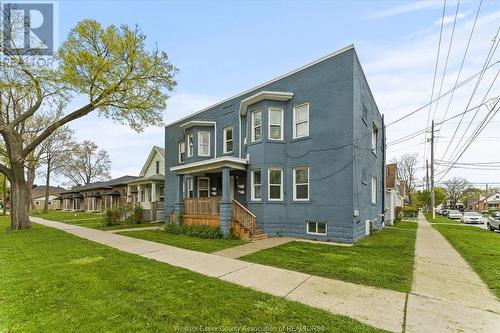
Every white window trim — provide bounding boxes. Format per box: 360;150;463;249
198;131;210;156
185;177;194;198
268;168;283;201
293;166;310;201
371;122;378;155
371;176;377;204
178;141;185;163
197;177;210;197
223;126;234;154
251;169;261;201
251;109;262;143
293;103;310;139
306;221;327;235
268;107;284;141
187;133;194;157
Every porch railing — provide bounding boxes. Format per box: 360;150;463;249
232;199;256;235
184;196;221;215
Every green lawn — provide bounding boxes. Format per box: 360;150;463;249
241;221;418;292
0;216;386;333
431;223;500;299
118;229;248;253
30;210;154;230
424;212;462;224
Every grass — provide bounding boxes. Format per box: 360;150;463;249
241;221;418;293
423;212;462;224
0;216;386;333
118;229;248;253
30;210;153;230
430;221;500;299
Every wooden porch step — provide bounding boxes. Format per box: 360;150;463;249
251;228;268;241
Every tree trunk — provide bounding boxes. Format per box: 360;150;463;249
10;163;31;230
2;176;6;216
26;167;36;211
43;160;51;214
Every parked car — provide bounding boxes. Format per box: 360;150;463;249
436;207;443;215
461;211;483;224
447;210;463;219
487;211;500;232
442;209;449;216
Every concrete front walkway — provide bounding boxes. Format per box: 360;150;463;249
107;226;161;233
212;237;294;258
405;213;500;333
31;216;405;332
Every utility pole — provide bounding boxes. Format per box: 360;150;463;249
431;120;435;219
426;159;429;191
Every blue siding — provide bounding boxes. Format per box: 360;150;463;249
164;46;384;243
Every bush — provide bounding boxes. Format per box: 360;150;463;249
403;205;418;218
164;223;225;239
103;209;121;226
132;204;144;224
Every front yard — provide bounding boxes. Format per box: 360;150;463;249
241;221;418;292
0;216;385;333
426;215;500;299
30;210;153;230
118;229;248;253
424;212;462;224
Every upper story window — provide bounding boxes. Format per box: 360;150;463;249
251;169;261;201
155;160;160;174
224;127;233;153
362;105;368;124
251;109;262;142
187;134;194;157
371;176;377;204
293;103;309;139
178;141;185;163
268;168;283;201
293;167;309;201
371;122;378;155
268;108;284;140
198;131;210;156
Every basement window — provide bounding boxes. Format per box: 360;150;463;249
306;221;327;235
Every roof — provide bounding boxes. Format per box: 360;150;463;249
165;44;355;127
139;146;165;177
60;175;138;194
170;156;247;174
31;186;66;199
126;174;165;184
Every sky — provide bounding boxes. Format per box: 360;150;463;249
47;0;500;188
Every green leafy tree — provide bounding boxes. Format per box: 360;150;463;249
413;187;446;209
0;19;177;230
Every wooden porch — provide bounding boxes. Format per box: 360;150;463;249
182;197;262;240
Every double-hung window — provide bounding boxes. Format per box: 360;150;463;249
185;177;194;198
268;108;283;140
224;127;233;153
198;177;210;197
293;103;309;138
155;160;160;174
268;168;283;201
178;141;185;163
187;134;194;157
198;131;210;156
251;169;261;200
251;110;262;142
293;167;309;200
371;123;378;155
371;176;377;204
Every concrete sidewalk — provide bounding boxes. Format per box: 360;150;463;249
212;237;294;258
31;216;406;332
405;213;500;333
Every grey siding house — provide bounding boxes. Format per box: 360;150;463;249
164;45;385;243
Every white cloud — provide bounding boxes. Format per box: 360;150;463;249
369;1;442;19
434;12;468;25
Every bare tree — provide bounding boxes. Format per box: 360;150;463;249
57;140;111;187
393;153;419;204
38;126;74;213
443;177;471;209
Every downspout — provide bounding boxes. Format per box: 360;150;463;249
238;112;242;159
382;115;386;227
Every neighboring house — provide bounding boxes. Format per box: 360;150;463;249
164;45;385;243
126;146;165;221
60;176;138;212
471;193;500;211
385;163;404;225
31;185;66;211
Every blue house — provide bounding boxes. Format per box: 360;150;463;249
164;45;385;243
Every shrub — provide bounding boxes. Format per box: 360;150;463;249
103;209;121;226
403;205;418;217
164;223;225;239
132;204;144;224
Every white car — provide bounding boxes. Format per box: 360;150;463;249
461;212;482;224
447;210;463;220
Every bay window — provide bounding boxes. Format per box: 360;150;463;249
251;109;262;142
268;108;283;140
198;131;210;156
224;127;233;153
251;169;261;200
268;168;283;201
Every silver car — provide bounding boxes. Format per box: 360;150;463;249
447;210;463;220
487;212;500;231
461;212;483;224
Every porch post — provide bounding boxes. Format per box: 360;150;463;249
219;167;232;234
126;185;131;202
151;182;156;202
174;174;184;221
137;184;142;203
